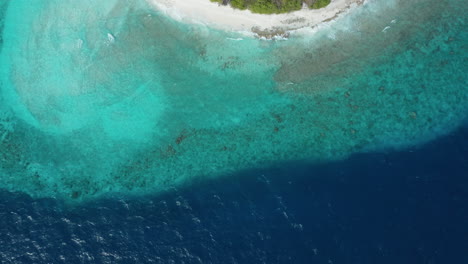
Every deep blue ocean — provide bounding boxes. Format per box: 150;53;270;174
1;125;467;263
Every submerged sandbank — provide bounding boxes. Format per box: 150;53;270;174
147;0;365;37
0;0;466;201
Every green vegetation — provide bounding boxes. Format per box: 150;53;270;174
310;0;331;9
210;0;331;14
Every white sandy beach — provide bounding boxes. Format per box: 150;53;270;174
147;0;365;36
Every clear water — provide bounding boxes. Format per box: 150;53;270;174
1;127;467;263
0;0;467;201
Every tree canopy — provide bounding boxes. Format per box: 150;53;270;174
210;0;331;14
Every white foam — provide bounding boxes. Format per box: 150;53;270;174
107;33;115;43
146;0;367;36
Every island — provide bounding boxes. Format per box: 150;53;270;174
209;0;331;14
149;0;365;38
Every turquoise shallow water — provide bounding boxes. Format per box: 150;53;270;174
0;0;466;200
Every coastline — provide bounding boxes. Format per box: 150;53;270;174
147;0;365;37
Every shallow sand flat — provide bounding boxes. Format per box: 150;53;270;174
1;0;466;201
147;0;365;35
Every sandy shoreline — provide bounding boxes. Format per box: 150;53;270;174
146;0;365;37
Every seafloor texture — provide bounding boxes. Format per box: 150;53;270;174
1;126;467;263
0;0;467;200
